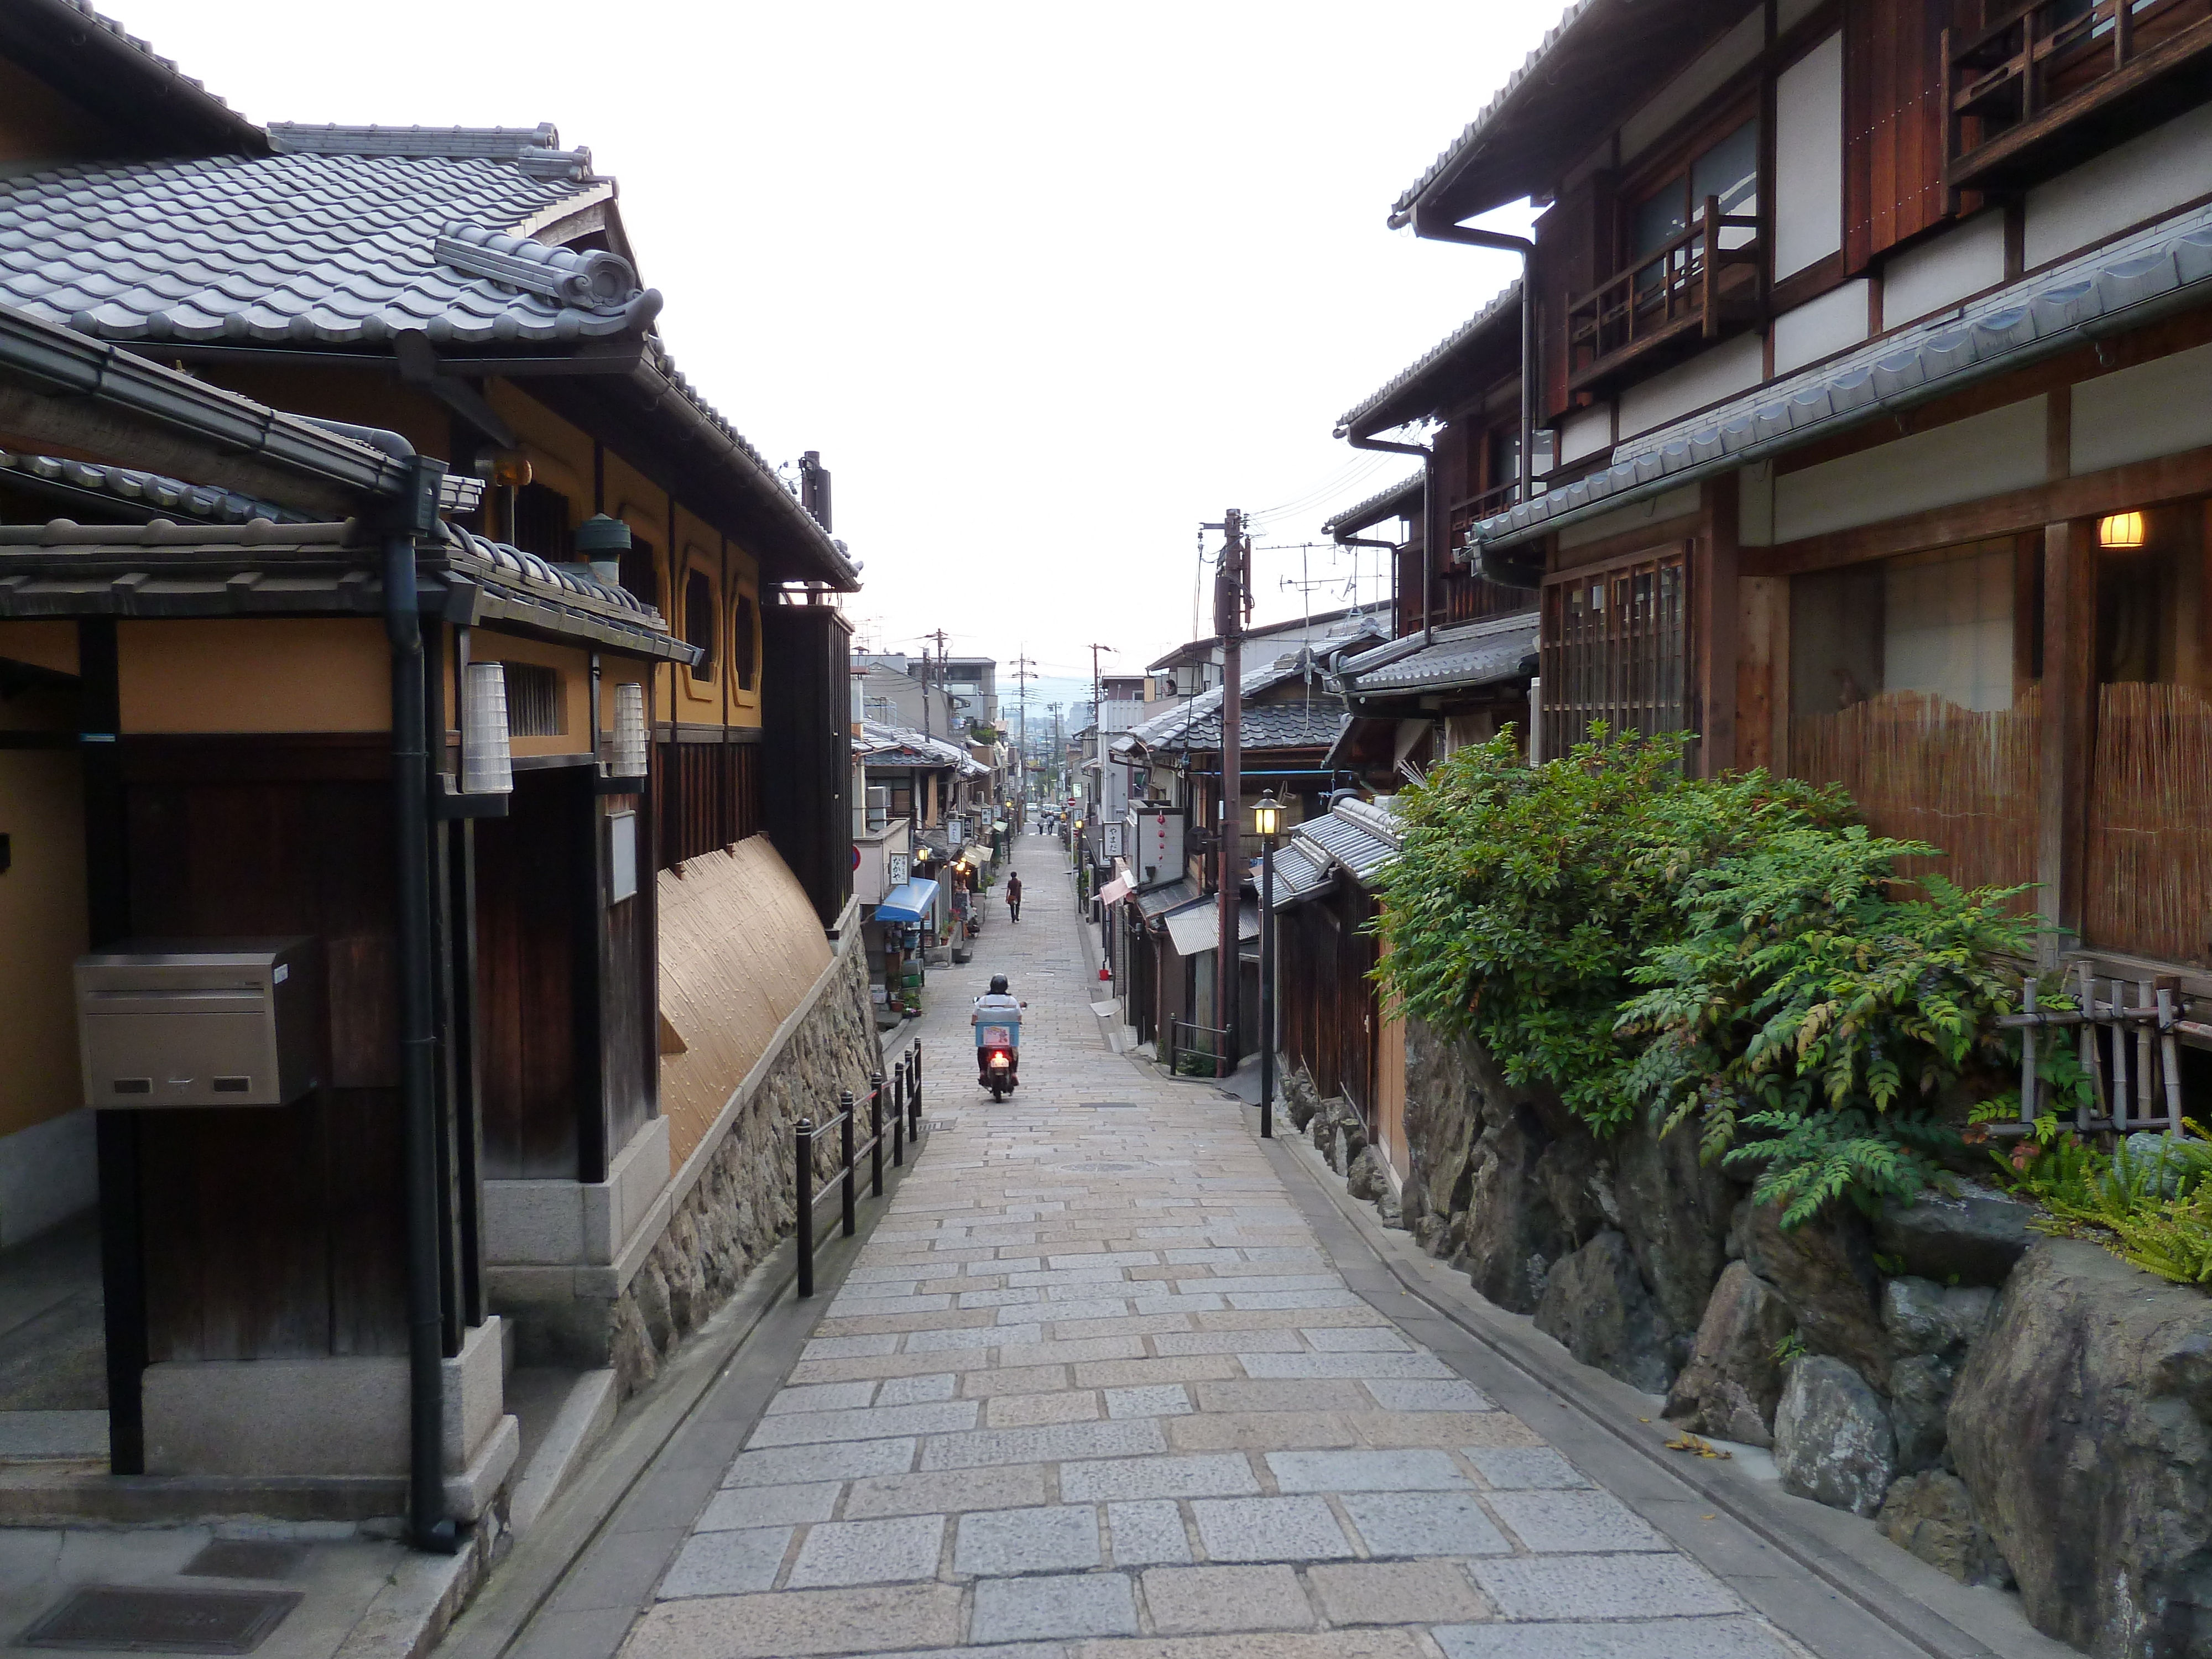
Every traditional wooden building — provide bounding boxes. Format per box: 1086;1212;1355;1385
0;11;868;1552
1387;0;2212;1076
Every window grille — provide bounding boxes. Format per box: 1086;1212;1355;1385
503;663;564;737
1540;549;1689;755
734;594;758;692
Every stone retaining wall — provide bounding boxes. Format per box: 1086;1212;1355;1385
608;942;880;1395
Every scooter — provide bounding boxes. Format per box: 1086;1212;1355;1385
975;1009;1022;1101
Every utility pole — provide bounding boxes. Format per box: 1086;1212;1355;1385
1087;643;1114;868
1011;653;1037;802
1212;508;1249;1080
919;628;950;738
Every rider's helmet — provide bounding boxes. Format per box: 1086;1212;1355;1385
989;975;1010;994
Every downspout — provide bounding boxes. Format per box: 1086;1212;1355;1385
1334;431;1436;642
1412;225;1536;508
372;430;462;1555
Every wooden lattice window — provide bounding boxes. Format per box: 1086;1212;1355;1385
502;663;564;737
1540;547;1689;755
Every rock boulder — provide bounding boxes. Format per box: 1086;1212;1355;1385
1741;1201;1892;1389
1878;1470;2013;1587
1872;1187;2038;1288
1950;1239;2212;1658
1663;1261;1796;1447
1773;1355;1896;1516
1533;1230;1674;1394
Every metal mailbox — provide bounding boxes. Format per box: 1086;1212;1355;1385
75;938;320;1109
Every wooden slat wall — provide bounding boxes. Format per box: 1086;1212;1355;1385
653;741;763;869
1845;0;1959;269
122;752;409;1361
474;769;582;1181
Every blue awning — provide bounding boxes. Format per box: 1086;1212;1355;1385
874;879;940;925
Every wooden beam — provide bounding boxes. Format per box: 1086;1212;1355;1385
2038;518;2097;967
1749;440;2212;576
1736;574;1790;771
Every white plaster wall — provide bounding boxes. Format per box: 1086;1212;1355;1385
1881;212;2006;329
1560;405;1615;465
1618;333;1766;439
2072;340;2212;476
1772;279;1870;374
1558;484;1703;551
1621;9;1765;164
1773;397;2048;542
1740;461;1776;545
2025;102;2212;271
1774;33;1845;279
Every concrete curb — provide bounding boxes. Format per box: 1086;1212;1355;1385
1259;1115;2078;1659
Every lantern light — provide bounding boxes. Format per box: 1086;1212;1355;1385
2100;510;2147;549
1252;789;1282;839
608;680;649;779
462;662;514;796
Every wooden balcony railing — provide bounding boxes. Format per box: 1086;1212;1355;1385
1565;198;1764;400
1449;482;1526;562
1943;0;2212;194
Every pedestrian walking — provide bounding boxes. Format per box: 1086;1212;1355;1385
1005;870;1022;923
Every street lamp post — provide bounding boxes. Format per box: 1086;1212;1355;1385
1252;789;1281;1140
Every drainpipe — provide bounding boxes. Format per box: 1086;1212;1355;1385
367;429;461;1555
1416;228;1536;508
1334;432;1435;642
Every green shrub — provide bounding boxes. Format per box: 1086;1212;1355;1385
1372;726;2036;1225
1998;1128;2212;1285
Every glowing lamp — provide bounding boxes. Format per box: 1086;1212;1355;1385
1252;789;1282;839
2100;511;2146;549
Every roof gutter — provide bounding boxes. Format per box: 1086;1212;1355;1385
1334;431;1436;643
1408;223;1535;509
0;304;412;512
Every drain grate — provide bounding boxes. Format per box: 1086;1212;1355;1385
23;1585;301;1653
928;1119;959;1131
182;1541;306;1582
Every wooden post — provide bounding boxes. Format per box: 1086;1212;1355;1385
2038;518;2097;967
1696;476;1741;776
1736;575;1789;773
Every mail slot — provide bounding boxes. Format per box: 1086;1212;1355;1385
76;938;320;1109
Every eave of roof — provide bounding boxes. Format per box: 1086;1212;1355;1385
1335;282;1521;439
1323;473;1423;539
1477;199;2212;551
0;1;267;158
1389;0;1750;230
1336;611;1539;696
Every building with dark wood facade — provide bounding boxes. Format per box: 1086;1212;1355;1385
0;7;870;1549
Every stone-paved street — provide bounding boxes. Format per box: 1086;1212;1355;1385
617;833;1809;1659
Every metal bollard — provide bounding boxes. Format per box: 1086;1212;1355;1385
907;1047;921;1140
870;1072;885;1198
840;1091;857;1238
795;1115;815;1298
892;1070;905;1167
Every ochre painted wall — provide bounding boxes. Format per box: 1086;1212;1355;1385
118;619;389;733
0;622;78;684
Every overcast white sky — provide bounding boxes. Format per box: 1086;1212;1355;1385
113;1;1552;694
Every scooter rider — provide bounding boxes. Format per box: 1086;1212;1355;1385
972;974;1024;1088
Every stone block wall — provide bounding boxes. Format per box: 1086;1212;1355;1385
609;942;880;1395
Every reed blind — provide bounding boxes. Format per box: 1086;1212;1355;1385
1540;547;1689;755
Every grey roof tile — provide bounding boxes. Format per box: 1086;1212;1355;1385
1335;281;1522;437
1337;613;1539;695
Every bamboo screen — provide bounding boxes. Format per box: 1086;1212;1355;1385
2086;681;2212;964
1540;549;1689;754
1790;686;2042;901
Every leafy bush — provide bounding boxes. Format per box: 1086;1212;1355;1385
1372;726;2036;1224
1998;1128;2212;1284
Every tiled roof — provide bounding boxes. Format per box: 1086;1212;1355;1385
0;450;312;524
1292;796;1402;889
1134;877;1203;921
1260;841;1335;909
1322;472;1424;540
0;142;653;349
1336;612;1539;695
1334;282;1521;438
1477;198;2212;550
856;719;988;775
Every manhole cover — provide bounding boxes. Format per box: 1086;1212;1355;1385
1061;1160;1146;1173
23;1585;301;1653
183;1541;305;1580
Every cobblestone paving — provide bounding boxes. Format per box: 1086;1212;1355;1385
620;835;1807;1659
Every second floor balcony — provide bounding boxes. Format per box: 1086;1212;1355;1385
1944;0;2212;195
1565;198;1765;401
